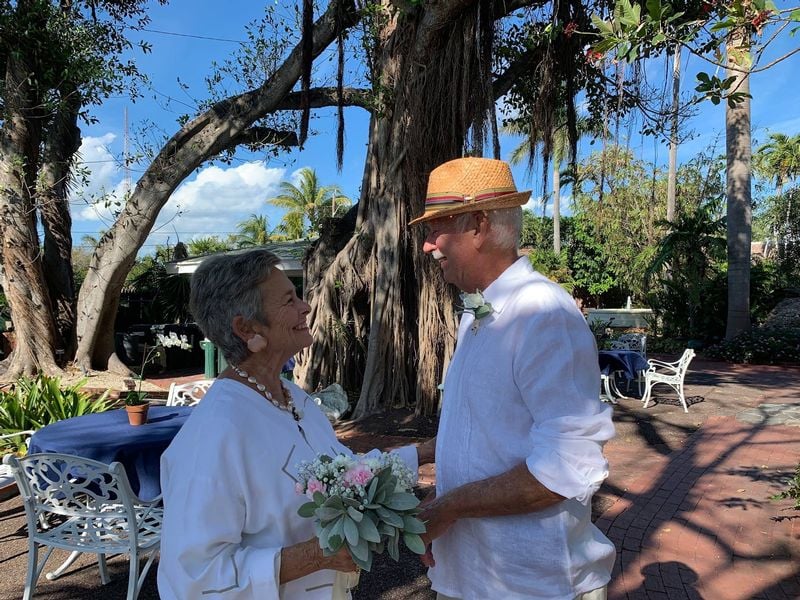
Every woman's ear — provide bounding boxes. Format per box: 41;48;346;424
231;315;252;343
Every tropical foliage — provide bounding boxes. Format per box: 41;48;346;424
0;376;113;451
266;168;352;239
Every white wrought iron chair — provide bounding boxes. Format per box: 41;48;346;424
610;333;647;356
609;333;648;394
0;430;35;492
3;452;162;600
641;349;696;412
166;379;214;406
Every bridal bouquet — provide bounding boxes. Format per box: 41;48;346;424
296;452;426;571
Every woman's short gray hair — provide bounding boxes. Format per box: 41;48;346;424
189;250;282;365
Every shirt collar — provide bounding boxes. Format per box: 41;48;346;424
479;256;532;316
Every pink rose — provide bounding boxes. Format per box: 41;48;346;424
343;464;373;487
306;478;326;498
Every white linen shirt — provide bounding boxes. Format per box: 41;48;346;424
157;378;418;599
428;257;616;600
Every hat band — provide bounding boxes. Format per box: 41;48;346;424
424;187;517;210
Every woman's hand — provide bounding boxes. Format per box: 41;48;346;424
280;538;356;584
321;545;359;573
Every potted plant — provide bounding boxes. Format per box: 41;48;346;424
124;390;150;426
124;332;193;426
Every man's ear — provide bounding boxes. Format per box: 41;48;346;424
472;211;490;248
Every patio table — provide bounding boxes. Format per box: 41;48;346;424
598;350;650;401
28;406;192;500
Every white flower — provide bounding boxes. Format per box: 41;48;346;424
457;289;493;333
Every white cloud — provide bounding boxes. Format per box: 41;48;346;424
148;162;287;245
71;134;126;224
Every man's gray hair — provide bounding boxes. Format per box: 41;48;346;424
453;207;522;250
489;206;523;250
189;249;282;365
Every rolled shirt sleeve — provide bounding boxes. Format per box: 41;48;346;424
515;286;615;503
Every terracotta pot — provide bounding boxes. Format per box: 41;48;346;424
125;403;150;426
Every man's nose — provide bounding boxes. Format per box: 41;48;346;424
422;239;436;254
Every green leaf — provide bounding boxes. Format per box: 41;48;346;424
348;537;370;561
384;492;420;511
323;495;345;511
403;532;426;555
347;506;364;522
366;476;380;503
357;514;382;542
387;531;400;561
350;546;372;572
297;502;317;518
402;515;427;534
328;533;344;553
316;506;344;522
312;491;326;506
376;506;404;527
645;0;661;20
378;522;397;536
343;515;360;546
790;9;800;22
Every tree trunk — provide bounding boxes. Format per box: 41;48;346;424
74;0;359;372
297;1;489;417
724;32;752;340
666;44;680;223
0;46;61;379
553;162;561;255
39;85;83;362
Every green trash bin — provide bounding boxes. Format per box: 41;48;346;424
217;346;228;374
200;339;216;379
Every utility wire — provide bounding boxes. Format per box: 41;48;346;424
140;27;246;44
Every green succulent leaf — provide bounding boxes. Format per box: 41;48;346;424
347;506;364;522
376;506;404;527
402;515;427;534
316;506;345;523
297;501;318;518
384;492;419;511
403;532;426;555
357;514;381;543
348;537;370;561
343;515;360;546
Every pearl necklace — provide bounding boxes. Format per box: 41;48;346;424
230;364;304;423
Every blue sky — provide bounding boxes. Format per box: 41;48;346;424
71;1;800;253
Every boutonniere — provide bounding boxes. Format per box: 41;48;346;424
458;290;494;334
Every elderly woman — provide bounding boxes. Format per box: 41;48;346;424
158;250;434;599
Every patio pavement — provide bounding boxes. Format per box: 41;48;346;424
0;358;798;599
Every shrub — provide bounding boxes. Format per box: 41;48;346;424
0;375;113;452
705;326;800;365
772;464;800;510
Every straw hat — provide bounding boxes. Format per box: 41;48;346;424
409;157;531;225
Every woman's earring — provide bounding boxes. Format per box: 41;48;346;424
247;334;267;353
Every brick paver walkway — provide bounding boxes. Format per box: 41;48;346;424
596;416;800;599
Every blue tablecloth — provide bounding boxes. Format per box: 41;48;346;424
598;350;649;380
28;406;192;500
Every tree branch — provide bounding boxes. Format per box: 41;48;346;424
231;127;298;148
277;87;371;110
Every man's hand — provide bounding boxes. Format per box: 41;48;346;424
418;489;457;567
416;436;436;465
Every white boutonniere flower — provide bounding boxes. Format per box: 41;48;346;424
458;290;494;334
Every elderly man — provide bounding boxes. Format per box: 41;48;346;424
412;157;616;600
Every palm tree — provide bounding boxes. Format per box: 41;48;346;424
506;116;597;255
754;132;800;198
266;168;351;239
235;214;272;248
187;236;232;255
